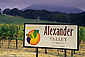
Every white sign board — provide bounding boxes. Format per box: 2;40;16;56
24;23;79;50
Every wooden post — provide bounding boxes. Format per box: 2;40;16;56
57;49;59;55
8;37;10;48
2;39;3;45
16;26;18;49
45;48;47;54
16;36;18;49
71;50;73;56
64;50;66;57
36;48;38;57
0;38;1;48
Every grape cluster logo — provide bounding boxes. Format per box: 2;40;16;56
26;30;40;45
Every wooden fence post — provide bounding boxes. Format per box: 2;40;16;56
2;39;3;45
16;36;18;49
16;26;18;49
0;38;1;48
8;37;10;48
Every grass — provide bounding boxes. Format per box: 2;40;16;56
0;14;57;24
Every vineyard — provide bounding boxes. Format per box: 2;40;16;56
79;26;85;42
0;24;85;57
0;24;85;42
0;23;24;40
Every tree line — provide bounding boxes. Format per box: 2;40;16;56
0;8;85;26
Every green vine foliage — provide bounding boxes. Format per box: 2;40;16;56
0;24;24;40
0;24;85;42
79;26;85;42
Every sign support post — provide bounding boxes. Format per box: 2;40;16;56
64;50;66;57
45;48;47;54
36;48;38;57
71;50;73;56
74;50;75;54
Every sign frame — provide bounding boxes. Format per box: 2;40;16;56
23;23;79;50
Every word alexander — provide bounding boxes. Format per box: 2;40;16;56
44;26;73;36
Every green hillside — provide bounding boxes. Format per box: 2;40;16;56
0;14;56;24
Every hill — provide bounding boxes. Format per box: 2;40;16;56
22;4;83;14
0;14;56;24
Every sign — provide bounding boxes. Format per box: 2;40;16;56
24;23;79;50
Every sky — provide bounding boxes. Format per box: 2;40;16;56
0;0;85;11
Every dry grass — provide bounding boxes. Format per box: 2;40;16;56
0;40;85;57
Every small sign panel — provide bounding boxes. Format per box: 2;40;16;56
24;23;79;50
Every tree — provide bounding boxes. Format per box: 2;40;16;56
3;8;10;15
10;8;20;16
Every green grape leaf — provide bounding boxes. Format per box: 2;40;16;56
33;30;39;38
34;30;39;33
26;34;28;36
2;32;7;35
13;33;16;36
30;35;33;38
33;32;37;38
